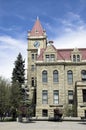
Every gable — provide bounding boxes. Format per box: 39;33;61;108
45;44;57;53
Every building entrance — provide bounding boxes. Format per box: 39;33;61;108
54;108;62;120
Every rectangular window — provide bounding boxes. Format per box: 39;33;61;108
68;76;73;84
73;55;76;62
42;90;48;104
31;65;35;71
32;54;34;60
53;71;58;83
83;89;86;102
42;109;48;117
53;90;59;104
68;90;73;104
31;77;35;87
51;54;55;61
82;75;86;80
77;55;80;62
46;55;49;62
45;54;55;62
42;71;47;83
67;71;73;84
81;70;86;81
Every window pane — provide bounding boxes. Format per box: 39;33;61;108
46;55;49;62
68;90;73;104
81;70;86;81
53;90;59;104
77;55;80;62
42;71;47;83
67;70;73;84
31;65;35;71
31;77;34;87
73;55;76;62
42;109;48;117
42;90;48;104
32;54;34;60
51;54;55;61
53;70;58;83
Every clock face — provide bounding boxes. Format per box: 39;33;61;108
34;41;40;48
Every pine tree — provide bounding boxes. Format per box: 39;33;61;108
10;53;25;119
12;53;25;87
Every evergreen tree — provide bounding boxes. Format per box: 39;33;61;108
12;53;25;87
11;53;25;119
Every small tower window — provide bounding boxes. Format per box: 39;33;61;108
32;54;34;60
31;77;35;87
31;65;35;71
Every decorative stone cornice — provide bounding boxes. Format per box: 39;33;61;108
49;104;63;107
35;61;86;66
27;49;38;52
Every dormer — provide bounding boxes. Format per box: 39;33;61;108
44;41;57;62
71;48;81;62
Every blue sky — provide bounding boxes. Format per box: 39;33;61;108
0;0;86;80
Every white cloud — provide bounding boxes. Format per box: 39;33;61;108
54;28;86;49
0;35;27;80
52;12;86;49
61;12;85;31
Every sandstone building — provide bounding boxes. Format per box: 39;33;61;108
27;18;86;118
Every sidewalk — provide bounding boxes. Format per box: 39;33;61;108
0;121;86;130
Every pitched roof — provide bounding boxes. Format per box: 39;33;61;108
37;45;86;61
30;18;45;36
57;48;86;60
57;49;72;60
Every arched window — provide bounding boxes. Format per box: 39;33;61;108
81;70;86;81
53;70;58;83
67;70;73;84
42;70;47;83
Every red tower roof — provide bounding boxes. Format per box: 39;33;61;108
30;17;45;36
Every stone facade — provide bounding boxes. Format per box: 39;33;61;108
27;18;86;118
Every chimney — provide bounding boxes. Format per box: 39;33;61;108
48;41;54;46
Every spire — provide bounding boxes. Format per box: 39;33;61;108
37;16;39;20
30;17;45;36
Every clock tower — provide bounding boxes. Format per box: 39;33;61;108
27;18;47;115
